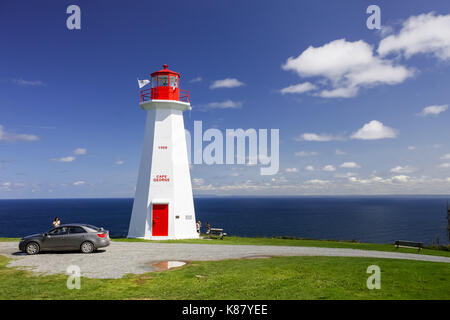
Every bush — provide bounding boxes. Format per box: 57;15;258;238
424;244;450;252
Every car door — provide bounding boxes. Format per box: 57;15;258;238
66;226;87;249
42;227;69;250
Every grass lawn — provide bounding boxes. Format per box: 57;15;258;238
113;236;450;258
0;254;448;300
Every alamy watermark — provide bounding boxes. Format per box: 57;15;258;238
366;265;381;290
66;5;381;31
66;265;81;289
185;121;279;175
366;5;381;30
66;5;81;30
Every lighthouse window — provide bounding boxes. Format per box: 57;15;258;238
170;76;178;89
158;75;169;86
151;76;157;88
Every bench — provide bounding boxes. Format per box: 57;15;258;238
394;240;423;252
208;228;227;240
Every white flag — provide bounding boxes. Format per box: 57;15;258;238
171;79;178;91
137;78;150;88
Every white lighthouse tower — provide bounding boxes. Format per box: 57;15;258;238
127;65;198;240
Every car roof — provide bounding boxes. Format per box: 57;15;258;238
58;223;94;228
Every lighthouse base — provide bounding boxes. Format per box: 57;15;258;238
127;234;200;241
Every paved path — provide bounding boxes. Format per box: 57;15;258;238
0;241;449;279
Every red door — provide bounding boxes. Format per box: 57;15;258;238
152;204;168;236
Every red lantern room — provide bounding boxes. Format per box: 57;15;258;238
140;64;189;103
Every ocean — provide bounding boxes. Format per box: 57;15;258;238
0;196;449;245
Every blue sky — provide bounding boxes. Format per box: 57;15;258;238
1;0;450;198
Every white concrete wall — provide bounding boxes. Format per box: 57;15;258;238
128;100;198;240
127;110;155;238
171;109;197;238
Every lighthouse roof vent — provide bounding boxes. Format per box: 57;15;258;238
151;64;180;77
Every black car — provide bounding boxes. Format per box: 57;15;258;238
19;224;110;255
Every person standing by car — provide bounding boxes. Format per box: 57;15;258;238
196;221;201;234
205;222;211;235
52;217;61;228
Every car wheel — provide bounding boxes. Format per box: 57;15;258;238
25;242;40;255
80;241;94;253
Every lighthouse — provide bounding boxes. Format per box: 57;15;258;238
127;65;198;240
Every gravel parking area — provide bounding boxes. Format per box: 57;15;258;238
0;241;449;279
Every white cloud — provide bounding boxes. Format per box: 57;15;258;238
210;78;244;89
52;156;75;163
408;146;416;151
340;162;360;169
391;175;410;183
280;82;316;94
348;176;385;184
191;174;450;196
295;151;317;157
441;154;450;160
13;78;46;87
379;25;394;37
296;133;342;142
205;100;242;110
378;12;450;61
189;77;202;83
73;148;87;155
285;168;299;173
390;165;416;174
0;125;39;142
322;165;336;172
193;178;205;186
335;172;357;178
438;163;450;168
348;175;410;184
73;180;85;186
305;165;314;171
193;183;215;191
297;121;396;142
351;120;397;140
50;148;86;163
283;39;374;79
115;160;125;165
282;39;413;98
418;104;448;116
307;179;330;184
318;87;358;98
318;87;359;98
0;181;22;192
336;149;346;155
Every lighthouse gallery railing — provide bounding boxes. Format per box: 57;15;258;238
140;89;190;103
